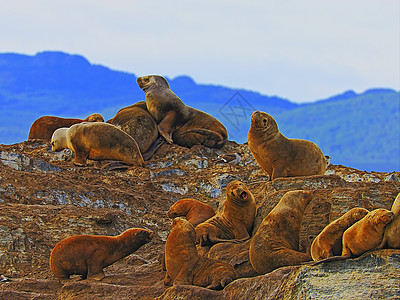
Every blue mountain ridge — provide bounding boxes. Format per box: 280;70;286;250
0;51;399;172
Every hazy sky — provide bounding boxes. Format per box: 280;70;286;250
0;0;399;103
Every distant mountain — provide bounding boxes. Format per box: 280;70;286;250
0;51;399;172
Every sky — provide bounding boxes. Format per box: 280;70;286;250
0;0;399;103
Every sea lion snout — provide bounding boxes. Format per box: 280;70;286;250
240;191;248;200
377;210;394;225
167;210;177;218
144;230;154;240
136;76;146;88
250;111;273;128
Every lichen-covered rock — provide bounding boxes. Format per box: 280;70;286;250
275;249;400;299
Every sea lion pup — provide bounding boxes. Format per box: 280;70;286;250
49;228;153;281
137;75;228;148
164;217;238;290
311;207;369;261
248;111;326;180
167;199;216;227
195;180;256;246
28;113;104;141
249;190;313;275
51;122;144;167
379;193;400;249
107;101;163;159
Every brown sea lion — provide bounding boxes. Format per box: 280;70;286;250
249;190;313;275
248;111;326;180
49;228;153;281
28;113;104;141
167;199;216;227
107;101;163;159
164;217;238;290
380;193;400;249
51;122;144;167
311;207;369;261
137;75;228;148
195;180;256;246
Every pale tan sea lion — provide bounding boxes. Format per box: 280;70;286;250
137;75;228;148
107;101;163;159
167;199;216;227
51;122;144;167
49;228;153;281
195;180;256;246
28;113;104;141
164;217;238;290
249;190;313;275
311;207;369;261
248;111;326;180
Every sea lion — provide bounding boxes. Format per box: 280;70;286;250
107;101;163;159
249;190;313;275
51;122;144;167
195;180;256;246
49;228;153;281
380;193;400;249
340;208;394;258
311;207;369;261
248;111;326;180
28;113;104;141
137;75;228;149
167;199;216;227
164;217;238;290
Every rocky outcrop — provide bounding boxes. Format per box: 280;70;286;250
159;249;400;299
0;140;399;299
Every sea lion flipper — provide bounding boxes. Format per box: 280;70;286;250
164;273;173;286
87;272;105;281
174;265;194;285
312;254;350;266
178;128;225;148
158;111;177;144
142;136;165;160
229;251;250;266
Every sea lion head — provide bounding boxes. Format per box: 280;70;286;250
250;111;279;135
281;190;313;209
118;228;153;252
167;199;192;219
137;75;170;91
369;209;394;227
85;113;104;122
120;228;153;243
51;127;69;152
172;217;193;230
167;209;180;219
226;180;254;206
171;217;196;242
